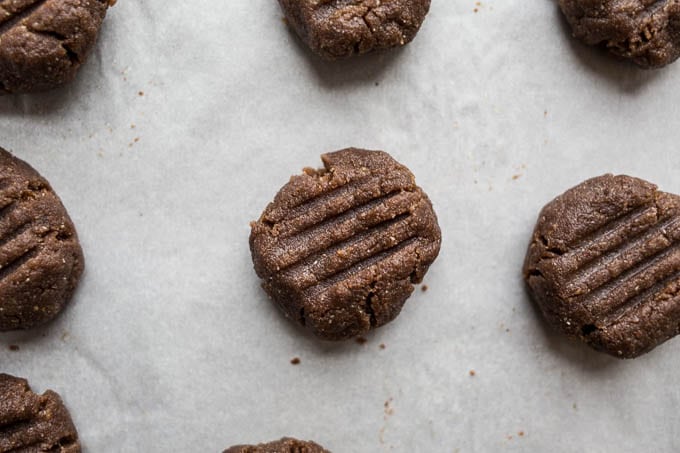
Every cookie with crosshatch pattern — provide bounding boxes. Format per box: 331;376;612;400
0;373;80;452
0;147;83;331
0;0;115;93
224;437;330;453
559;0;680;68
250;148;441;340
524;174;680;358
278;0;431;59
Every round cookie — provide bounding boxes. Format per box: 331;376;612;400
0;0;115;94
0;373;81;452
250;148;441;341
524;174;680;358
278;0;431;60
559;0;680;68
0;147;84;331
224;437;330;453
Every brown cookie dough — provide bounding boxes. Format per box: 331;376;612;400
224;437;330;453
0;374;80;452
278;0;431;59
559;0;680;68
524;174;680;358
0;147;84;331
250;148;441;341
0;0;115;94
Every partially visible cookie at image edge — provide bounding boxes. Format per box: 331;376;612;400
0;0;116;94
524;174;680;358
250;148;441;341
278;0;431;59
0;373;81;452
224;437;331;453
559;0;680;68
0;147;84;331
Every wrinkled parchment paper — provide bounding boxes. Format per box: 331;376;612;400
1;1;679;451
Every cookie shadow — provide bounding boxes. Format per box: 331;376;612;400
0;313;71;349
284;26;406;89
0;16;114;117
0;87;76;117
256;288;389;356
0;275;85;348
552;5;665;94
521;281;626;374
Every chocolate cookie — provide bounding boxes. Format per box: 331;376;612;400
250;148;441;341
224;437;330;453
278;0;431;59
524;174;680;358
0;147;83;331
0;0;115;94
0;374;80;452
559;0;680;68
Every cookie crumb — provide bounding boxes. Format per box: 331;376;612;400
512;174;521;180
379;343;386;350
518;431;525;437
421;285;428;292
8;345;19;351
290;357;301;365
138;91;144;96
469;370;476;377
356;337;367;345
384;398;394;416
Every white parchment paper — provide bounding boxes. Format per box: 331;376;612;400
1;1;679;451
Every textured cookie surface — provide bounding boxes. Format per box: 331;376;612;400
0;0;114;94
0;147;83;331
0;374;80;452
524;174;680;358
224;437;330;453
278;0;431;59
559;0;680;68
250;148;441;341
